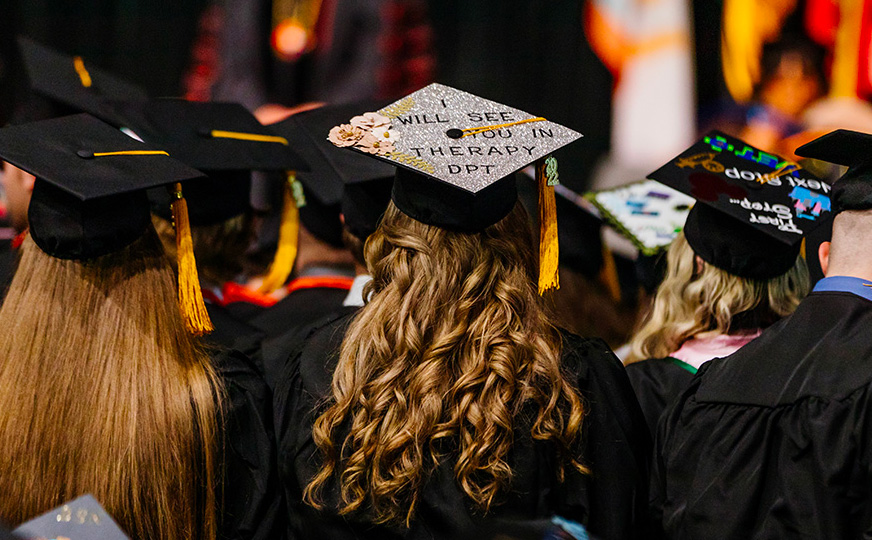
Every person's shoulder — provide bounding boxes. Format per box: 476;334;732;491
558;329;626;383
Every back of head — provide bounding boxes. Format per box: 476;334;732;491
627;231;809;362
305;201;586;526
826;210;872;277
0;229;220;539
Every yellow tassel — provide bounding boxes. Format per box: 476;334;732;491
800;237;807;260
170;183;214;336
537;156;560;295
599;244;622;304
257;171;302;294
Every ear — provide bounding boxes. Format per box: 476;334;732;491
694;254;705;274
818;241;831;276
339;213;346;226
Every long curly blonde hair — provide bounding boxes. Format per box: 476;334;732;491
626;232;809;363
304;201;587;526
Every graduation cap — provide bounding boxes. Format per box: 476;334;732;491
110;98;312;294
13;494;130;540
648;131;834;279
795;129;872;213
0;113;213;334
111;99;309;224
270;101;396;240
17;36;148;127
585;179;694;256
328;83;583;293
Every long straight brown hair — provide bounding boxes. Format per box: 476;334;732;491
305;201;587;526
0;228;222;540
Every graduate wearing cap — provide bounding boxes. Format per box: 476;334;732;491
273;84;651;540
247;102;395;390
0;114;282;540
111;98;309;364
648;129;872;538
622;132;831;437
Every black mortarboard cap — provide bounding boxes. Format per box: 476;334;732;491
13;494;131;540
795;129;872;213
0;113;205;259
112;99;308;225
327;83;583;232
17;36;148;127
648;131;834;279
270;101;396;239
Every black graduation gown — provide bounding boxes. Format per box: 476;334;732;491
213;348;285;540
652;290;872;539
252;284;351;390
625;358;695;437
274;313;651;540
207;302;267;372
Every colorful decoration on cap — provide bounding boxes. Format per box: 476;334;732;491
585;179;694;255
648;130;833;245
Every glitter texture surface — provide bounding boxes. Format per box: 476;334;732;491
360;83;584;193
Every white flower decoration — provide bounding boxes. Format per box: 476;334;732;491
349;111;391;131
374;128;399;143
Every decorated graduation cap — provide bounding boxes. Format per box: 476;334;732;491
795;129;872;213
648;131;834;279
17;36;148;127
327;83;583;293
13;494;131;540
0;113;214;335
112;99;309;294
585;179;694;256
270;101;396;240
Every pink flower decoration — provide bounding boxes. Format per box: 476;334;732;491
355;133;395;155
328;124;365;147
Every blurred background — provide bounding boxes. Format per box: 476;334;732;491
6;0;871;193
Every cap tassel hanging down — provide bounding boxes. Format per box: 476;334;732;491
537;155;560;294
257;171;304;294
170;183;214;336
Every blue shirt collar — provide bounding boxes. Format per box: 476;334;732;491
812;275;872;303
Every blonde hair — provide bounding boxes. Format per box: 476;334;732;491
0;229;222;540
304;201;587;526
627;232;809;363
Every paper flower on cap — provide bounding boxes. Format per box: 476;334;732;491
350;111;391;130
327;124;365;147
356;132;395;154
329;111;396;156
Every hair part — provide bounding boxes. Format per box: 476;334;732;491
626;232;809;363
304;201;587;526
0;229;223;539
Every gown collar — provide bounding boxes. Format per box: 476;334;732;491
812;276;872;303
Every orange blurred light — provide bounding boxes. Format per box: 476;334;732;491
271;19;311;61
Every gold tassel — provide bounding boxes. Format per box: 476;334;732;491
170;183;214;336
257;171;303;294
599;244;622;304
537;156;560;295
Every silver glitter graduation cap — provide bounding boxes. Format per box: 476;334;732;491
327;82;582;193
